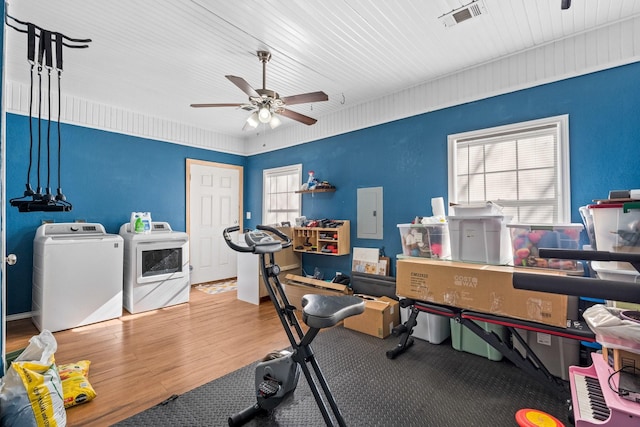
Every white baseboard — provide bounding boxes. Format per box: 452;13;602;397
6;312;33;322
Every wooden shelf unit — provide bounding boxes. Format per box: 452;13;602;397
293;220;350;256
295;187;336;194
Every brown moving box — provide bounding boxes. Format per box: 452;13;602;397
343;295;400;338
283;274;352;310
603;347;640;371
396;258;569;328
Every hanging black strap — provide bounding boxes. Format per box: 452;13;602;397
54;32;66;201
7;14;83;211
27;23;36;63
54;32;64;71
6;13;92;47
23;24;37;195
38;29;53;69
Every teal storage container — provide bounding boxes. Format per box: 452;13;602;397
450;319;506;361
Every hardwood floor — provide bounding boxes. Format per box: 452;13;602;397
5;288;294;427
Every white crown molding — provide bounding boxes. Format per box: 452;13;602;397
5;16;640;157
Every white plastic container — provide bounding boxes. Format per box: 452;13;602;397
397;223;451;259
130;212;152;234
507;223;584;272
399;303;451;344
449;201;503;216
512;330;579;380
588;203;640;270
592;260;640;311
447;215;512;265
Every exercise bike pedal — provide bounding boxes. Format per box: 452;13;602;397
258;379;281;398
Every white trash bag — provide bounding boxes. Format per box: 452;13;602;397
0;330;66;427
582;304;640;353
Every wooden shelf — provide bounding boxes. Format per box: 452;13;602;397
295;188;336;194
293;220;350;256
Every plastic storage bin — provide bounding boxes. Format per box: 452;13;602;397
592;261;640;311
449;201;503;216
447;215;512;265
512;330;579;380
397;223;451;259
507;223;583;272
399;303;451;344
588;203;640;270
450;319;507;361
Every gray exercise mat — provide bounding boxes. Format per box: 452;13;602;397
113;325;569;426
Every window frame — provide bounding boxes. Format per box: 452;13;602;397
447;115;571;223
262;163;302;226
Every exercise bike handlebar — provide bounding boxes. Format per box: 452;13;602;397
222;224;292;254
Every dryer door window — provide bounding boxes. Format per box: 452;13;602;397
141;247;182;277
136;241;186;283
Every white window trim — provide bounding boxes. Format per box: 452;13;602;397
262;163;302;225
447;115;570;223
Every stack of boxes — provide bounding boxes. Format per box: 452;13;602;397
397;222;452;344
397;202;584;379
588;203;640;310
587;202;640;372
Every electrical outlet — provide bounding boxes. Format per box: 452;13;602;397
246;212;251;219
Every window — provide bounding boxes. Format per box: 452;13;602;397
447;115;570;223
263;164;302;226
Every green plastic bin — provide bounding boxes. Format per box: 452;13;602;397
450;319;506;361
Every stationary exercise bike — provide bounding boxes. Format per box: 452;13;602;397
223;225;365;427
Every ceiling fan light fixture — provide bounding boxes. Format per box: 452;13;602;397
246;111;259;128
258;106;272;123
269;115;282;129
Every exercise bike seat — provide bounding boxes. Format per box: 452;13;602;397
301;294;365;329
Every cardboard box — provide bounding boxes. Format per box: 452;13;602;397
283;274;352;310
396;258;569;328
343;295;400;338
603;347;640;371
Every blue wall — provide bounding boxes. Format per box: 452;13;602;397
5;116;245;314
5;61;640;315
246;62;640;279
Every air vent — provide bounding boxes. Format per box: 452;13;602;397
439;0;487;27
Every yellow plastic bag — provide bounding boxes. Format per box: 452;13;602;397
58;360;96;408
0;330;66;427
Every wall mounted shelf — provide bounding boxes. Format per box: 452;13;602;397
295;188;336;194
293;220;350;255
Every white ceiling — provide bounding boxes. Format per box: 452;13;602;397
5;0;640;148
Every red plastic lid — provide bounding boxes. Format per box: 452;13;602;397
588;203;624;209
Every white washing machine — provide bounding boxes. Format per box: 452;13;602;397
119;221;190;314
32;222;124;332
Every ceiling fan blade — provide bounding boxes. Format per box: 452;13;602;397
190;103;245;108
277;108;318;125
226;75;260;98
281;91;328;106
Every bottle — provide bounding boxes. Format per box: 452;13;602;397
135;217;144;233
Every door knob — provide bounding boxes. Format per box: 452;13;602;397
6;253;17;265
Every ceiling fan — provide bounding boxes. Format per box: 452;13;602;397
190;51;328;130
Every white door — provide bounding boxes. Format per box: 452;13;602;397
187;160;242;284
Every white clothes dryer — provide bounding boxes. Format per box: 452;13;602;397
32;222;124;332
119;221;190;314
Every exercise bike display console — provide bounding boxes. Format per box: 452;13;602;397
223;225;365;427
